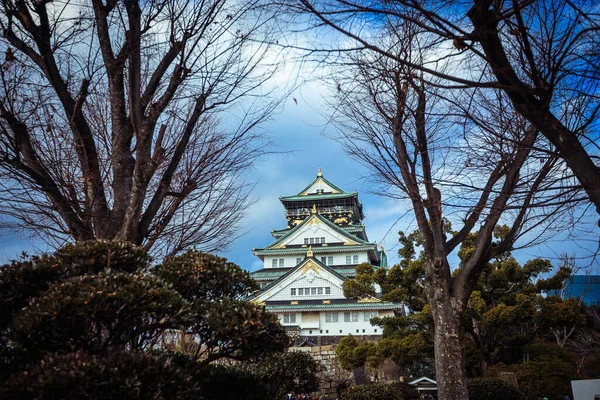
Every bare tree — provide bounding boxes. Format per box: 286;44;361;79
0;0;281;256
322;21;578;397
289;0;600;216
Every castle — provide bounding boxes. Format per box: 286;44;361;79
248;168;402;344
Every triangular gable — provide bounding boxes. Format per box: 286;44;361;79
409;377;437;385
298;176;344;196
264;213;368;250
249;257;347;303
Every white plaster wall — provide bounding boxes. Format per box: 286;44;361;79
264;255;304;269
304;181;338;194
269;275;345;301
277;312;301;326
296;310;395;336
285;224;347;246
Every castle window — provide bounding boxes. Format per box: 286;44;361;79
304;238;309;245
325;287;331;294
291;288;296;296
326;312;338;323
353;255;359;264
311;288;317;295
279;259;284;267
298;288;304;295
346;255;351;264
328;256;333;265
272;259;277;267
364;311;378;321
283;313;296;324
310;238;314;244
344;312;358;322
321;237;326;243
318;287;323;295
296;258;302;264
321;256;327;264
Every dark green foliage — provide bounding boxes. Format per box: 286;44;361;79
13;273;189;353
251;350;320;400
0;241;289;399
342;262;376;299
345;382;417;400
393;382;421;400
196;364;265;400
189;298;288;362
467;378;526;400
337;336;378;369
0;240;149;341
154;250;257;301
488;342;578;400
0;350;198;400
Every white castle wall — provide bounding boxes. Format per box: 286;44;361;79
276;310;395;336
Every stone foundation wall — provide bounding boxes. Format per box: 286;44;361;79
291;343;402;398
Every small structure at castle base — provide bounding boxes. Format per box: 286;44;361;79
248;168;403;345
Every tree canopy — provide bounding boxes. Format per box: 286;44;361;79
0;240;290;399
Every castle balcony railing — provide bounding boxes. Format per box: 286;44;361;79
285;206;353;217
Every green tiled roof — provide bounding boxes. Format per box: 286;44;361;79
343;224;365;232
247;257;349;301
258;212;371;253
251;269;288;280
253;244;376;256
251;265;359;281
265;302;401;311
271;223;364;240
295;174;347;196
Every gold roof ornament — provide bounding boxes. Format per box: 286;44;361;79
311;204;317;214
317;167;322;177
307;245;313;257
357;297;382;303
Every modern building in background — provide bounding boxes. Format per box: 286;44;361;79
548;275;600;306
248;168;402;344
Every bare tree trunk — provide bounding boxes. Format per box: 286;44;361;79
425;255;469;400
431;298;469;400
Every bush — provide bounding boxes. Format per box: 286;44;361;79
0;350;198;400
345;383;407;400
154;250;257;301
13;273;189;353
488;342;578;400
196;364;265;400
251;350;321;400
468;378;526;400
0;240;150;337
0;241;289;399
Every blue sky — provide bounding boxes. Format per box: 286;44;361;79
0;69;598;275
221;79;414;272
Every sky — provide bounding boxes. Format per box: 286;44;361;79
0;22;599;275
1;72;599;274
219;78;414;272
